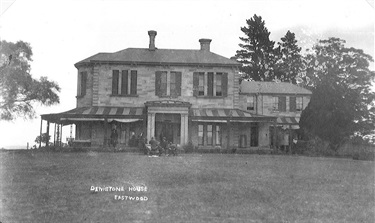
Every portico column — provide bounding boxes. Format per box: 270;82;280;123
180;114;189;145
147;112;156;142
184;114;188;145
180;115;185;145
39;118;43;148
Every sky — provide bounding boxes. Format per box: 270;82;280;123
0;0;374;149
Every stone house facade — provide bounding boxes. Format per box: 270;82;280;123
239;81;311;148
41;31;310;150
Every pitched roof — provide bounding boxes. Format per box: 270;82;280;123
75;48;240;67
240;81;312;95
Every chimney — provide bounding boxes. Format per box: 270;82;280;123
199;38;212;52
148;30;157;50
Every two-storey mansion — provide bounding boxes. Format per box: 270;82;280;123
41;31;311;149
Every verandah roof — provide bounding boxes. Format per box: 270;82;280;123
41;107;145;124
276;117;300;125
190;108;275;122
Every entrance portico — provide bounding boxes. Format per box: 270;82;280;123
145;100;191;145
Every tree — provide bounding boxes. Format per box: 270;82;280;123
235;14;277;81
274;30;304;84
0;40;60;120
35;133;50;147
300;37;375;150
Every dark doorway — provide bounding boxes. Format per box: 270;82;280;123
250;123;258;147
155;113;181;144
160;121;174;143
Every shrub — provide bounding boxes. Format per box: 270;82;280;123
302;137;337;157
183;141;195;153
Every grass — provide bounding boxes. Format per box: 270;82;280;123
0;151;374;223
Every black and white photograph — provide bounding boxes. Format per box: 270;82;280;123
0;0;374;222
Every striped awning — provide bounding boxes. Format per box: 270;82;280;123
190;108;275;122
276;117;300;125
41;107;144;123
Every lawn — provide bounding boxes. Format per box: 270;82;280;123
0;151;374;223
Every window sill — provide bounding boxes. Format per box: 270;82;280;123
195;96;226;99
110;94;139;97
157;95;180;98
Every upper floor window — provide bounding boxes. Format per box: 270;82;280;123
216;73;222;96
274;96;286;112
296;97;303;111
289;96;303;112
78;71;87;97
198;72;205;96
272;97;278;110
112;70;138;96
193;72;228;97
155;71;182;97
246;96;255;111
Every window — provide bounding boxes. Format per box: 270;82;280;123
246;96;255;111
197;124;221;146
273;97;279;110
207;72;214;96
296;97;303;111
278;96;286;112
155;71;182;97
239;135;247;148
130;70;137;95
112;70;137;96
112;70;119;95
198;125;204;145
274;96;286;111
207;125;213;145
170;72;176;96
160;72;167;96
194;72;228;97
216;73;222;96
78;71;87;96
215;125;221;145
198;72;205;96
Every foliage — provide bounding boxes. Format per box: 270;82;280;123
235;14;277;81
0;40;60;120
300;38;375;150
182;141;195;153
35;133;50;146
274;31;304;84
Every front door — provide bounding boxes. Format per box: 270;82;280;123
160;121;174;143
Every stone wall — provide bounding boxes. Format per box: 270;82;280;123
76;64;239;109
238;94;311;117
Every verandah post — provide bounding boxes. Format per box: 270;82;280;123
39;118;43;148
46;121;50;147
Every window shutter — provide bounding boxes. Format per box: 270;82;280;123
290;96;296;112
112;70;119;95
278;96;282;111
193;72;199;96
175;72;182;96
130;70;137;95
81;72;87;96
155;71;161;96
222;73;228;97
207;72;214;96
121;70;128;95
279;96;286;112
